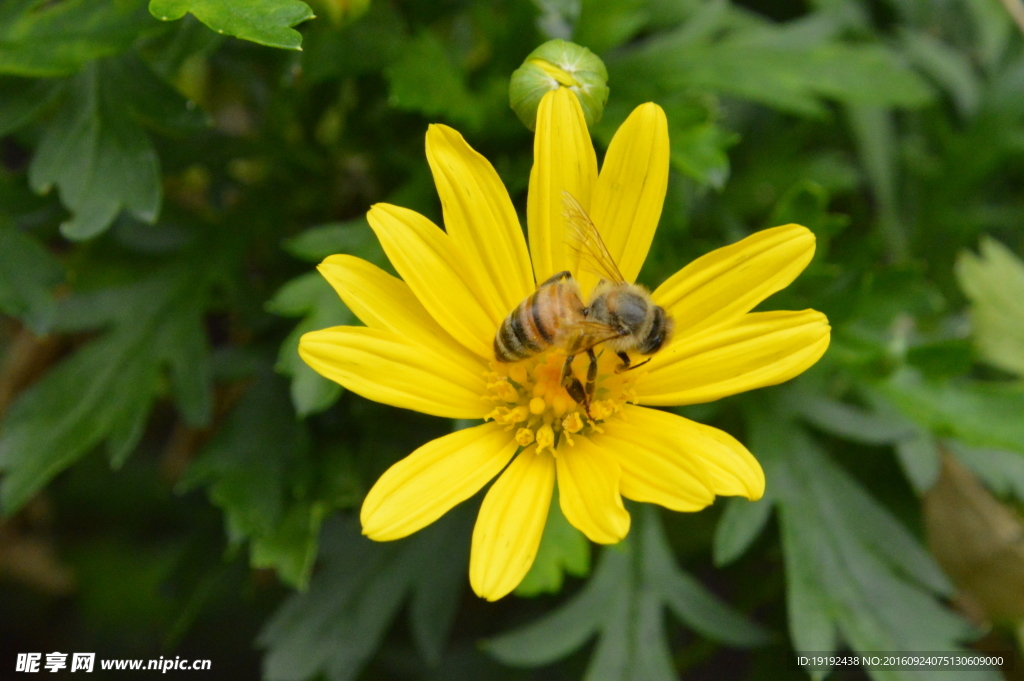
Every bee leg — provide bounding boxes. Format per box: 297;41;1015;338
560;354;592;419
615;351;652;374
614;351;631;373
539;270;573;286
585;348;598;404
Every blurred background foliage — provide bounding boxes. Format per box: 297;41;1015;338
1;0;1024;679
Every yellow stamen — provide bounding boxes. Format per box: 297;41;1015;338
508;405;529;424
508;363;529;385
485;351;644;449
535;423;555;453
562;412;583;434
551;393;570;417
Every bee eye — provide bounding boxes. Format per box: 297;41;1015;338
615;294;646;329
640;306;670;354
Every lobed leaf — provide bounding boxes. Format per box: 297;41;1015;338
149;0;315;50
0;222;63;334
267;272;353;418
486;506;769;679
259;510;471;679
749;410;994;681
878;368;1024;455
0;267;212;514
0;0;153;77
957;236;1024;378
610;12;934;117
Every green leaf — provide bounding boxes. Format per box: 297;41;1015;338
486;506;769;679
181;371;326;588
669;118;736;189
900;29;980;118
962;0;1014;69
769;181;849;254
103;54;208;135
0;0;153;77
905;339;974;379
786;384;942;493
947;441;1024;503
148;0;314;50
514;489;590;597
25;54;200;242
574;0;649;54
0;77;62;137
0;222;63;334
299;2;405;83
266;272;353;418
894;430;942;495
259;510;470;679
385;33;482;129
956;236;1024;378
846;103;906;260
610;18;934;117
749;412;992;681
28;61;159;240
878;368;1024;455
0;266;212;515
787;388;918;446
713;496;773;567
282;218;387;266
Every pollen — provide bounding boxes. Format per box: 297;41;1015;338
484;349;642;452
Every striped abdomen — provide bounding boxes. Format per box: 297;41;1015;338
493;276;584;362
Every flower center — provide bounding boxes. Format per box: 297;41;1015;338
484;350;640;454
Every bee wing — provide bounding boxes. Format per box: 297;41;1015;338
570;320;626;353
562;191;626;285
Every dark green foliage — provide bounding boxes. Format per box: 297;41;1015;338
741;410;992;681
0;0;155;77
259;511;470;679
26;55;205;240
0;220;63;332
1;0;1024;678
0;265;211;513
487;506;770;680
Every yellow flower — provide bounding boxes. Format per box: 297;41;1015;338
299;88;830;601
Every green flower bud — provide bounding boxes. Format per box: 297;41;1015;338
509;39;609;131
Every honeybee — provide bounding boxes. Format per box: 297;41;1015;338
493;192;673;415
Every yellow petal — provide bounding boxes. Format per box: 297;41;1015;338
527;87;598;283
425;124;535;317
653;224;817;338
583;102;669;294
637;310;830;406
557;436;631;544
361;422;518;541
470;447;555;601
610;405;763;500
299;326;489;419
318;254;482;364
367;203;496;358
597;407;717;511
